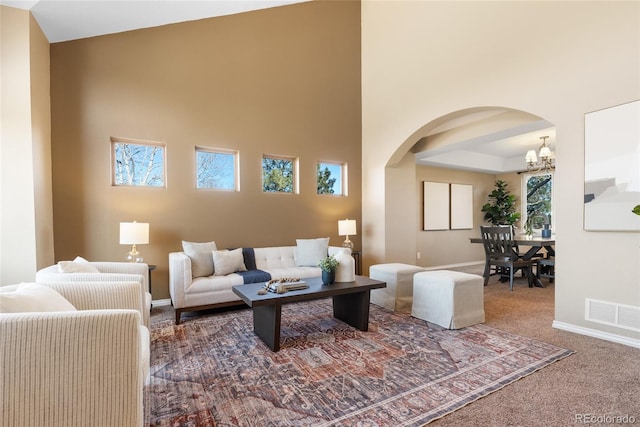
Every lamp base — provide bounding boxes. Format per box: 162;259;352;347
342;238;354;250
127;244;143;263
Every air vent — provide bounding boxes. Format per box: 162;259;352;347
586;299;640;332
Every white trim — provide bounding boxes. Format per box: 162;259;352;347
423;261;485;271
152;298;172;307
552;320;640;349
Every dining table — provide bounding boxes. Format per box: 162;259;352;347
469;235;555;260
470;235;555;288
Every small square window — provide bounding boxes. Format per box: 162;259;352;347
317;161;346;196
196;147;238;191
262;155;298;193
112;138;165;187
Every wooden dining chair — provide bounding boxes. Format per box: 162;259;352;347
537;256;555;283
480;225;537;291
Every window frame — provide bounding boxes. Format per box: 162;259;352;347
195;146;239;191
261;154;299;194
111;137;166;188
316;160;347;196
521;171;555;234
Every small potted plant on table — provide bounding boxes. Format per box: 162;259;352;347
318;255;339;285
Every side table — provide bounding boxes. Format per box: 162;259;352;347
148;264;156;308
351;251;361;275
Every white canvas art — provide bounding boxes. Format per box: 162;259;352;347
450;183;473;230
423;181;449;230
584;100;640;231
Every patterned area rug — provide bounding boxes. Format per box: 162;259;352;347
146;299;572;426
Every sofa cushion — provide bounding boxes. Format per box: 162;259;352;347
213;248;247;276
182;241;217;278
0;283;77;313
58;259;100;273
295;237;329;267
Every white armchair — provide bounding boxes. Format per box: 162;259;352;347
0;281;148;427
36;261;151;327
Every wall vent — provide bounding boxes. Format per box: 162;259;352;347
585;299;640;332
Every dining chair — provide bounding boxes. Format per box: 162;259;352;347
480;225;537;291
537;256;555;283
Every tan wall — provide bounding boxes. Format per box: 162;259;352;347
0;6;53;284
415;166;500;267
30;12;55;271
362;1;640;341
49;1;362;299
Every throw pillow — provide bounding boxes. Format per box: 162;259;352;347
0;283;77;313
295;237;330;267
58;260;100;273
213;248;247;276
182;241;217;278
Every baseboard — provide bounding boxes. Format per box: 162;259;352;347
552;320;640;349
152;298;172;307
422;261;485;271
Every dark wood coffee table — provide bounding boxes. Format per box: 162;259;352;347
232;276;386;352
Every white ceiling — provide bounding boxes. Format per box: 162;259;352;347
2;0;556;174
415;122;556;174
1;0;309;43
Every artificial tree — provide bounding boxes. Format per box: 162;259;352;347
481;180;521;226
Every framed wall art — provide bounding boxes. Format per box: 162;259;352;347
423;181;450;230
450;183;473;230
584;100;640;231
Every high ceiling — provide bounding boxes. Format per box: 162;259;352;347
2;0;556;174
0;0;309;43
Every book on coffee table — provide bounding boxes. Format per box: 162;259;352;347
265;281;308;294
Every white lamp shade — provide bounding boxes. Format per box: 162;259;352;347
119;222;149;245
338;219;357;236
525;150;537;163
538;146;552;159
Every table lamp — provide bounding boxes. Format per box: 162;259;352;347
119;221;149;263
338;219;356;249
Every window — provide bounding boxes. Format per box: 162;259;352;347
317;161;346;196
522;172;554;233
112;138;165;187
196;147;238;190
262;155;298;193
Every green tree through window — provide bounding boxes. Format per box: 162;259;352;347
262;156;295;193
523;173;553;232
317;162;344;195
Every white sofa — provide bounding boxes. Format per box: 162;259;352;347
36;260;151;328
0;280;149;427
170;240;349;324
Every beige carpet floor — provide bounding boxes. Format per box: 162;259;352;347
430;264;640;427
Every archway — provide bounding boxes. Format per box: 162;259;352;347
383;106;556;269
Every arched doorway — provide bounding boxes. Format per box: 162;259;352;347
384;106;556;270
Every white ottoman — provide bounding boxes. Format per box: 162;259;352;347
412;270;485;329
369;263;425;312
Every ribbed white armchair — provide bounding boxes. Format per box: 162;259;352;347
0;281;149;427
36;261;151;327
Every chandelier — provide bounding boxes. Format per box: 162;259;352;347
525;136;555;172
